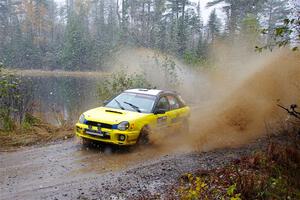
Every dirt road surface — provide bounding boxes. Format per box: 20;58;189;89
0;138;260;200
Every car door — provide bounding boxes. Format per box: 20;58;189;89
153;96;171;130
166;95;182;130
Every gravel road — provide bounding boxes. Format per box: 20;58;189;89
0;137;263;200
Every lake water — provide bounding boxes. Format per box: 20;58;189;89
23;75;104;125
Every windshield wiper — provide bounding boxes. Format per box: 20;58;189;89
114;99;125;110
123;101;141;113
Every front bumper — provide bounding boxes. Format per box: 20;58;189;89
75;123;139;145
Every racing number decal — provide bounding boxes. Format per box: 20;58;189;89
171;114;181;123
155;96;170;127
157;116;168;126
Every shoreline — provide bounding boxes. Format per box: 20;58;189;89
4;69;111;78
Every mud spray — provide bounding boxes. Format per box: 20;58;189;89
188;50;300;152
107;47;300;154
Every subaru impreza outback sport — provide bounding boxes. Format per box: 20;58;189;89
75;89;190;146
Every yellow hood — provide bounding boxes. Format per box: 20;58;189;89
83;107;148;124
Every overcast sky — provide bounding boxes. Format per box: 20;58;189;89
191;0;225;24
54;0;224;24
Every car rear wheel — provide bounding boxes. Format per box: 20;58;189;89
137;126;150;145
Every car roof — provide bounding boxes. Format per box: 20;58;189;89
125;88;176;96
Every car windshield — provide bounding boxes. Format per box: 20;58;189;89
105;92;156;113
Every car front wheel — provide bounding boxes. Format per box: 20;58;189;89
137;126;150;145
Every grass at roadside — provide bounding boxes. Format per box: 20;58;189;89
0;122;74;151
138;117;300;200
5;68;110;78
173;141;300;200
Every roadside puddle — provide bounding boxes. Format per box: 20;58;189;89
69;144;170;175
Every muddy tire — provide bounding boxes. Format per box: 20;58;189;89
137;126;150;145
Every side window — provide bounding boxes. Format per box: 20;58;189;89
167;95;180;110
156;96;170;111
176;95;186;107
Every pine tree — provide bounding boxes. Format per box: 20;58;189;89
207;9;221;43
120;0;130;41
239;14;261;50
152;0;167;50
61;1;91;70
262;0;291;44
207;0;265;37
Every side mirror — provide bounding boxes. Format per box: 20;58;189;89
154;109;166;115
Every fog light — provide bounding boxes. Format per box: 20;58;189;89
119;134;126;141
76;126;82;132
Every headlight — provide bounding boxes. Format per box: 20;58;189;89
117;121;129;131
79;114;85;124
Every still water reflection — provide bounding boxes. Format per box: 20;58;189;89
26;75;102;125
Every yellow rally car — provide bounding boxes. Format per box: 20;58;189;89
75;89;190;146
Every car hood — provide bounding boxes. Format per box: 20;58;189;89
83;107;148;124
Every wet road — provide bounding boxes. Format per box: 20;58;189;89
0;138;257;200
